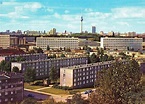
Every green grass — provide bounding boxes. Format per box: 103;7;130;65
72;87;94;92
39;87;69;95
24;83;44;90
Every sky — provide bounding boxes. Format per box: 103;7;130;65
0;0;145;33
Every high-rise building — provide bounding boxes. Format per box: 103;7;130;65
48;28;57;35
80;16;83;33
92;26;96;34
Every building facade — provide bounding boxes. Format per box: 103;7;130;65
92;26;96;34
11;57;88;79
60;60;127;88
0;53;48;62
100;37;143;51
0;72;24;104
36;37;79;50
0;35;10;49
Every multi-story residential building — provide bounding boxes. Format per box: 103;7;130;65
0;53;48;62
36;37;79;50
0;72;24;104
100;37;143;51
60;60;127;88
11;57;88;79
0;35;10;49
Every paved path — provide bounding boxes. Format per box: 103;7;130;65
24;88;72;102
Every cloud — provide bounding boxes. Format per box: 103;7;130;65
64;10;69;14
84;8;93;12
47;8;54;12
112;7;145;18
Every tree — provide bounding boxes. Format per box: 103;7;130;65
47;45;50;51
12;66;19;73
91;59;142;104
90;53;100;63
0;60;11;72
68;94;89;104
16;56;25;62
49;67;59;83
108;55;114;61
53;54;57;58
24;68;36;84
60;54;65;57
42;98;66;104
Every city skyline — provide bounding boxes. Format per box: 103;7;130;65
0;0;145;33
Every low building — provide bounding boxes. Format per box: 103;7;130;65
0;72;24;104
36;37;79;50
60;60;126;88
100;37;143;51
0;53;48;62
11;56;88;79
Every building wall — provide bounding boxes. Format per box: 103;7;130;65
0;73;24;104
60;60;127;88
36;37;79;50
11;57;88;79
0;53;48;62
100;37;143;51
0;35;10;49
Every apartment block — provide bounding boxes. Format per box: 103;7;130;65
11;57;88;79
0;53;48;62
0;35;10;49
36;37;79;50
100;37;143;51
0;72;24;104
60;60;127;88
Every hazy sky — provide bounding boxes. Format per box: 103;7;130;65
0;0;145;33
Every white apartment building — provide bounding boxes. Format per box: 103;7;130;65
36;37;79;50
100;37;143;51
11;57;88;79
60;60;127;88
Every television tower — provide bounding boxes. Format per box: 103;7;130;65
80;16;83;33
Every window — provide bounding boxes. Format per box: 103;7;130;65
0;99;1;102
5;92;8;95
0;93;1;96
11;98;13;101
11;91;13;94
5;99;8;102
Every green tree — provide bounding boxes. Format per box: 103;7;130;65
90;53;100;63
108;55;114;61
12;66;19;73
53;54;57;58
47;45;50;51
24;68;36;84
91;59;142;104
0;60;11;72
68;94;89;104
60;54;65;57
49;67;59;83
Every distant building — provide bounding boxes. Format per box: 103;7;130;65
60;60;127;88
0;35;10;49
11;56;88;79
36;37;79;50
100;37;143;51
100;31;104;36
92;26;96;34
0;72;24;104
108;31;114;36
48;28;57;35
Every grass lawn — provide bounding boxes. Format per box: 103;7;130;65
24;83;44;90
39;87;69;95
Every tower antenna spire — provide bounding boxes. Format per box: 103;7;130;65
80;8;83;33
